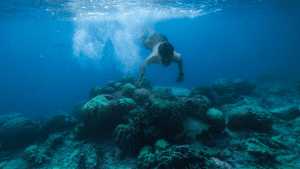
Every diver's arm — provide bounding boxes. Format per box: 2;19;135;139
137;61;148;82
177;58;183;74
135;55;156;88
173;52;184;82
173;52;183;73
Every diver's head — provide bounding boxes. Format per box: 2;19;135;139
158;42;174;67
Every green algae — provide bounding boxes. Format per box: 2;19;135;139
152;100;177;108
124;83;135;89
154;139;170;150
83;95;108;110
206;108;223;119
119;98;135;105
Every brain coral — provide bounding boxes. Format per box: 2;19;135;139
228;105;273;132
82;95;136;136
0;113;22;128
205;108;226;132
145;91;185;141
185;95;211;119
0;117;39;149
113;124;143;155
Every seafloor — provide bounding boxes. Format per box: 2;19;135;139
1;76;300;169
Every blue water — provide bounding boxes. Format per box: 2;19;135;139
0;0;299;116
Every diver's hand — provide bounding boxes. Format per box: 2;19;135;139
176;72;184;83
135;81;142;88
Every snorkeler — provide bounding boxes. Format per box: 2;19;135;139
135;32;184;88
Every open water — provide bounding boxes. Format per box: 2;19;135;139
0;0;299;116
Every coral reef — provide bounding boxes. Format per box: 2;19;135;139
190;78;256;105
2;77;300;169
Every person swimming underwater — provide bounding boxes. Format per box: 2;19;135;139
135;32;184;88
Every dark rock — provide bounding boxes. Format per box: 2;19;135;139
293;116;300;132
189;85;216;104
232;79;256;96
65;144;98;169
212;78;233;96
181;118;210;144
71;100;88;120
217;93;238;104
119;76;136;86
122;83;136;98
141;77;153;90
45;133;64;150
270;105;300;121
90;86;102;98
99;86;115;95
133;88;151;105
38;113;76;138
107;81;115;88
115;83;122;91
23;145;48;167
245;137;277;162
102;94;114;100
